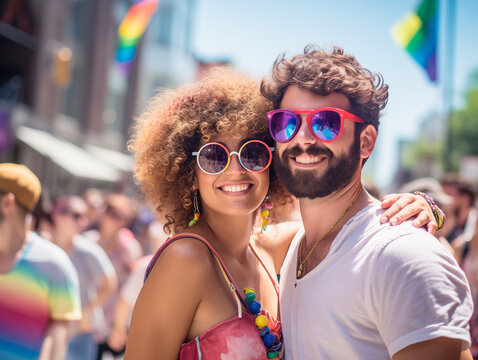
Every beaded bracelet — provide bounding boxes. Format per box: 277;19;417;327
414;191;446;230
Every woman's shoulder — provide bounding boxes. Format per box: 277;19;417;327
253;221;302;273
126;235;219;358
146;235;216;284
259;221;302;249
275;220;302;236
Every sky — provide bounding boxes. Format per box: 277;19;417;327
191;0;478;190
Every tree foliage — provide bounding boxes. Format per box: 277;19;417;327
445;69;478;171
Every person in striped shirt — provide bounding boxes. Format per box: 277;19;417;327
0;163;81;360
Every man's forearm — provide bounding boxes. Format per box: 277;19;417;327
461;349;473;360
39;321;69;360
393;337;462;360
86;274;117;311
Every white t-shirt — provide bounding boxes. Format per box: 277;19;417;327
70;235;116;333
279;204;472;359
121;255;152;306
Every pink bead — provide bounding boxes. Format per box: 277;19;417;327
264;200;274;210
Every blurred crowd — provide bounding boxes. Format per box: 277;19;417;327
1;162;478;359
34;189;169;360
0;163;168;360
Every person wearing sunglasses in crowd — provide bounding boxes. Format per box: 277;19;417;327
124;67;440;360
50;196;117;360
261;46;473;359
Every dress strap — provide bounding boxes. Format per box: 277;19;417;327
144;233;249;312
248;242;280;296
213;256;242;318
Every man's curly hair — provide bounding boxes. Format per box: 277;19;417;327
129;67;294;235
260;45;389;130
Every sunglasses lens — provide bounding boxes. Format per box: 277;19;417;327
72;213;86;222
269;111;298;142
310;110;341;141
197;143;229;174
106;205;126;223
240;141;271;172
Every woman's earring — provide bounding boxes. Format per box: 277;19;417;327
261;196;274;232
188;190;200;227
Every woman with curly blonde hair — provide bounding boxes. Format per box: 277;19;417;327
125;65;436;360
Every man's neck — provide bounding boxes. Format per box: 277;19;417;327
98;230;120;248
0;229;28;274
300;181;365;240
295;180;374;278
52;232;75;254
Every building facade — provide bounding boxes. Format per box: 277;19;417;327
0;0;197;197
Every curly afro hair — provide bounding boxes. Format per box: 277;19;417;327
129;67;295;235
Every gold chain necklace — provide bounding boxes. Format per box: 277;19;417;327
297;187;363;278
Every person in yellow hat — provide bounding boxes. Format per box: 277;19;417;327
0;163;82;360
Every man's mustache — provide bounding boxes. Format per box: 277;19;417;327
282;145;333;159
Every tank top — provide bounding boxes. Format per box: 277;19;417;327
144;233;282;360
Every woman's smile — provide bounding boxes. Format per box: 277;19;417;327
218;183;253;194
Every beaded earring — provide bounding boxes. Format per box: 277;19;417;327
261;196;274;232
188;190;200;227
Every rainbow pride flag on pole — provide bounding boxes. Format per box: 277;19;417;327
392;0;438;82
116;0;159;72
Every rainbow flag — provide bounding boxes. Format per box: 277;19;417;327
392;0;438;82
116;0;159;71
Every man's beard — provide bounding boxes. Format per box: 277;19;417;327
274;137;361;199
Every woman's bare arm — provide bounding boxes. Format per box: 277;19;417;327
125;239;211;360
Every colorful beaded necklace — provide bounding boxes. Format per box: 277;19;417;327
242;287;281;359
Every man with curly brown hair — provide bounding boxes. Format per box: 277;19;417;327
261;46;473;359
